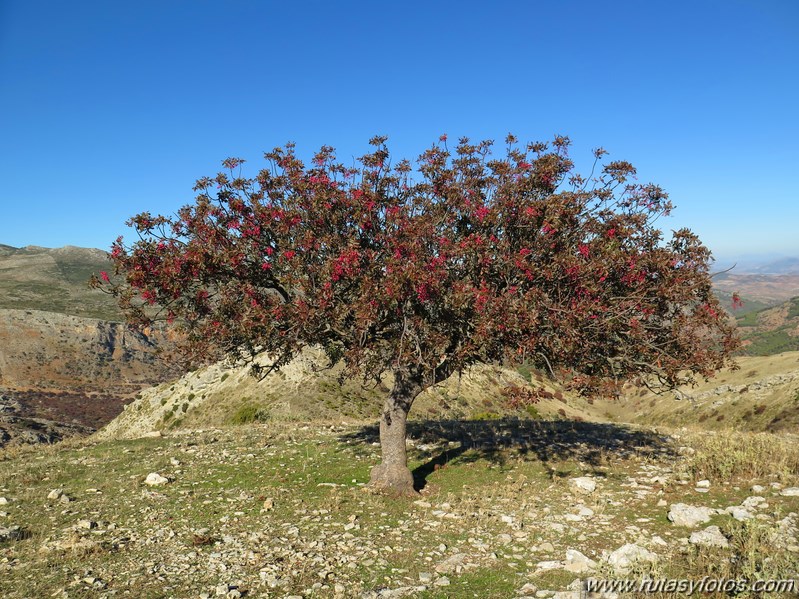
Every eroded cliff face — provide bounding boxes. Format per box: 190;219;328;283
0;309;180;438
0;309;177;394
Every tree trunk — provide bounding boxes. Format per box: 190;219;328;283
368;367;423;496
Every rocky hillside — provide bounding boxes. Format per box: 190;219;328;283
712;272;799;309
95;348;611;441
0;244;180;444
0;245;121;320
0;394;92;448
735;296;799;356
0;309;175;396
610;351;799;433
0;308;179;443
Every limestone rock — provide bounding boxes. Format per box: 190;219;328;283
569;477;597;495
564;549;597;573
689;526;729;548
144;472;169;486
667;503;716;527
607;543;657;574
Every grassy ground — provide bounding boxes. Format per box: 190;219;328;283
1;421;798;598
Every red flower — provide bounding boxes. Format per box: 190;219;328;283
283;250;296;259
100;271;110;283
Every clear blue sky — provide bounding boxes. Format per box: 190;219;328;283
1;0;797;262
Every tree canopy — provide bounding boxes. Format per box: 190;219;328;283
95;134;739;494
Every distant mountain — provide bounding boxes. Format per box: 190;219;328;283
748;257;799;275
712;273;799;309
0;244;121;321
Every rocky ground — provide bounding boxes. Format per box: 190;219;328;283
1;421;798;598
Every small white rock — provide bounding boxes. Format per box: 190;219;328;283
144;472;169;486
689;525;729;548
569;477;597;495
607;543;657;574
564;549;597;573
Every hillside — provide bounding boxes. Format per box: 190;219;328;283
0;245;121;321
0;245;180;444
95;348;611;442
0;308;179;433
735;296;799;356
712;273;799;310
609;351;799;433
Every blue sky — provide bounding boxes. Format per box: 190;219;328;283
1;0;797;262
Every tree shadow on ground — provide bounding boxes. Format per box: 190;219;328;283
340;417;677;492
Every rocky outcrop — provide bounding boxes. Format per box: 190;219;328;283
0;393;93;448
0;309;176;395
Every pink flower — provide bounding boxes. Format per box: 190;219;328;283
100;271;110;283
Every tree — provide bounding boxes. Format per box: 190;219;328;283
94;134;739;495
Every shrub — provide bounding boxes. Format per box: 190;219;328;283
229;404;270;425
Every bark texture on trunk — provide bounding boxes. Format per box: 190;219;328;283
368;367;423;496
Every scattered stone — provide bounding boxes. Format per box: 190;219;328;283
696;480;711;488
607;543;657;574
751;485;766;493
434;577;450;587
144;473;169;486
569;477;597;495
535;560;563;572
0;497;8;505
0;525;26;542
418;572;432;583
76;519;97;530
667;503;716;527
726;506;754;521
780;487;799;497
564;549;597;573
741;496;766;510
689;526;729;548
435;552;467;574
47;489;64;501
650;535;668;546
59;494;72;504
538;541;555;553
262;498;274;511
